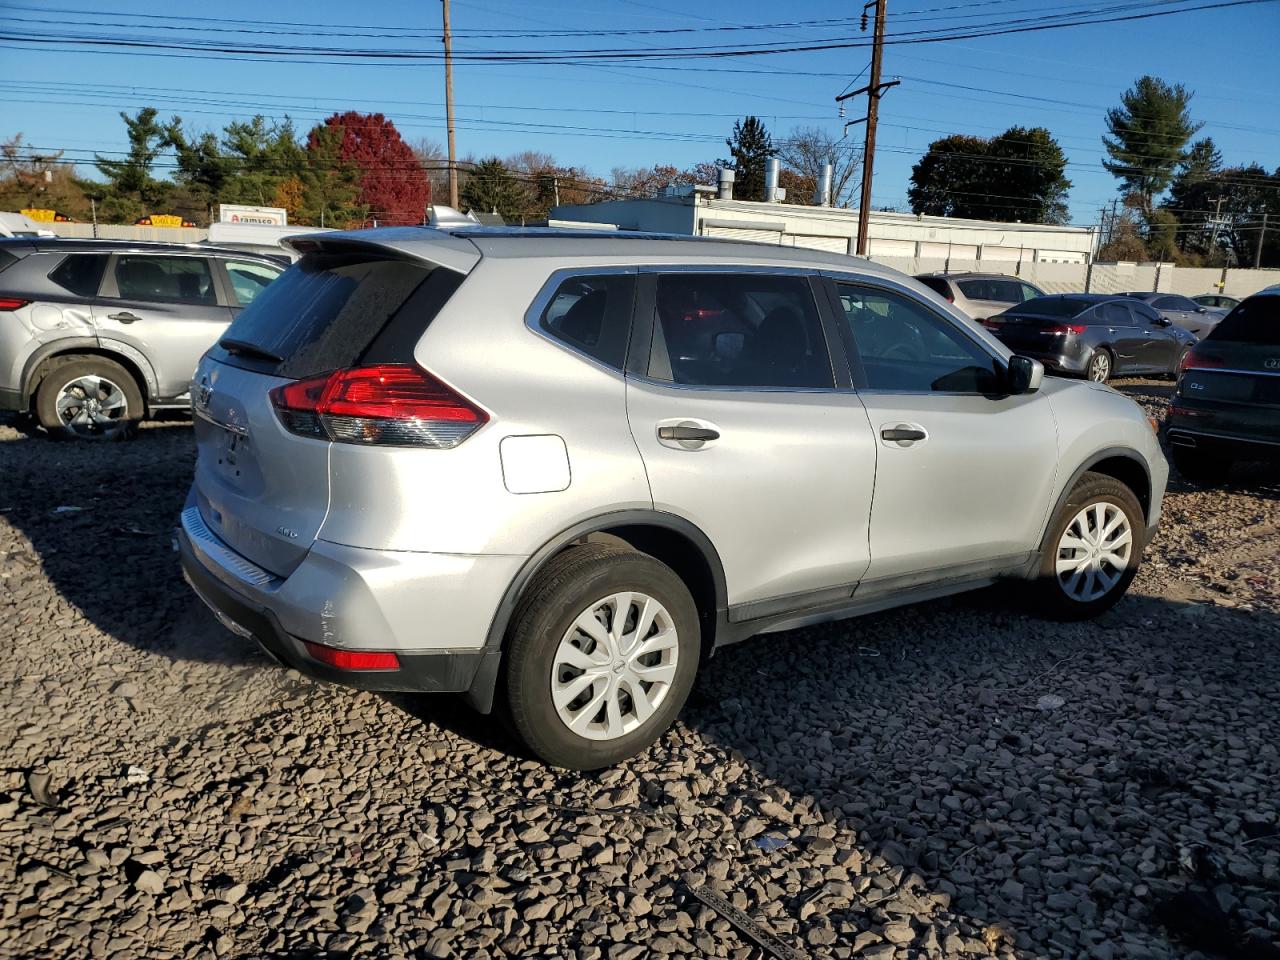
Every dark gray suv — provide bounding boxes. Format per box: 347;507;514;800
990;293;1197;382
0;238;284;438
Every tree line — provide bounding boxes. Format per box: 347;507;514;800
2;79;1275;266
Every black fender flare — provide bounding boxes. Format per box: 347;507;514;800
21;338;158;402
1036;446;1154;555
464;509;728;713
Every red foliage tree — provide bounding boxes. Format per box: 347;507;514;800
317;112;431;226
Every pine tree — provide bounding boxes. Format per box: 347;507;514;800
460;158;524;221
1102;76;1202;222
720;116;775;201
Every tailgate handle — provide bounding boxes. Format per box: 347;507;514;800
658;425;719;442
108;312;141;324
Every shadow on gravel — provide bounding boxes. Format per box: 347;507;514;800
680;589;1280;958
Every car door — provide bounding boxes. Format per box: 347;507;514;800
95;253;234;399
1098;301;1145;373
1129;301;1179;371
624;269;878;613
825;277;1058;585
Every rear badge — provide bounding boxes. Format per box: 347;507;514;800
1266;359;1280;370
276;526;300;539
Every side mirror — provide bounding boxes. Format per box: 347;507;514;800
1006;355;1043;395
1195;306;1208;314
1153;316;1171;326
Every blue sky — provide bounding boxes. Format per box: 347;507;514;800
2;0;1278;224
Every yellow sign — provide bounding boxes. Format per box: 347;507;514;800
21;208;57;222
147;214;186;228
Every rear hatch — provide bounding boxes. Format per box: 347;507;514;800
191;234;476;577
1176;296;1280;443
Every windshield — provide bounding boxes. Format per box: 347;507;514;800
1207;295;1280;345
1009;297;1092;318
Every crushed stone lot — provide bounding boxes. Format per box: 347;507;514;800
2;379;1278;960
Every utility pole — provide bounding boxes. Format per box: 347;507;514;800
442;0;459;208
1207;194;1228;253
836;0;895;257
1256;212;1269;269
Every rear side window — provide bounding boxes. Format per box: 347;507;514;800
1019;282;1042;302
648;273;833;389
1208;296;1280;345
224;259;284;307
49;253;108;297
115;255;215;304
916;276;952;299
218;253;463;378
538;273;635;370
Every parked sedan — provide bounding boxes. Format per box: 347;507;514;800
990;294;1197;382
1166;290;1280;482
1192;293;1241;311
1123;291;1225;338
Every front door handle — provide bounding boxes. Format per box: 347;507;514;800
658;425;719;442
881;427;927;443
108;312;141;324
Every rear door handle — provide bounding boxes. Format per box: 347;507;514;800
107;312;141;324
881;427;927;443
658;425;719;442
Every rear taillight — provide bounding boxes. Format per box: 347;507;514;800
1180;349;1222;374
979;317;1003;329
1046;323;1087;336
269;364;487;448
0;297;30;311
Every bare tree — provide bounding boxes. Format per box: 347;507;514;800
776;126;862;207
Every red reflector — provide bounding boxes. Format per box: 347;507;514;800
0;297;30;311
304;641;400;671
1169;405;1213;419
270;364;487;447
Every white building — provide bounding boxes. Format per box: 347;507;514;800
551;189;1096;267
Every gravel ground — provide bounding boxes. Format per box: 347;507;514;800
2;379;1278;960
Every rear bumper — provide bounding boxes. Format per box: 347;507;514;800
176;503;523;695
1166;425;1280;461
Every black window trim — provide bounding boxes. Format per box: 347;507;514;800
523;265;638;377
820;271;1009;397
101;252;224;307
627;265;848;394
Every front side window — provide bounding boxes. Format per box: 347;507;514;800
648;273;833;389
538;273;635;370
49;253;108;297
115;255;216;304
225;259;283;307
835;283;999;393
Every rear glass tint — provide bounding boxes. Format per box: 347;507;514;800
1208;296;1280;345
916;276;952;298
539;273;635;370
49;253;108;296
217;253;462;378
1014;297;1092;318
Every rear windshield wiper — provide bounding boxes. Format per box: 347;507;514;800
220;338;282;363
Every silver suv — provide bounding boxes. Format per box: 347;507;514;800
178;228;1168;769
915;272;1044;325
0;238;284;438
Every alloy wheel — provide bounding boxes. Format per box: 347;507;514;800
551;591;679;741
1088;352;1111;382
1055;501;1133;602
54;375;129;437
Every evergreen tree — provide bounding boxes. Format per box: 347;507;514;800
720;116;775;201
1163;137;1224;259
460;157;524;220
299;124;365;228
93;107;168;220
1102;76;1202;222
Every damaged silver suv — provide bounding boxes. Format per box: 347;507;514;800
0;238;283;438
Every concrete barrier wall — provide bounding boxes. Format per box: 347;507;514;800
48;223;208;244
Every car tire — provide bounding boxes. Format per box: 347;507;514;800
504;543;700;770
1033;471;1144;621
1171;445;1232;484
34;356;142;441
1086;348;1113;383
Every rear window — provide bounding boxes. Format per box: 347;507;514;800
49;253;108;297
1208;296;1280;345
916;276;952;299
1014;297;1092;318
216;253;464;378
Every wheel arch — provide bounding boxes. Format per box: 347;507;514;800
465;510;728;713
23;343;156;409
1038;447;1153;554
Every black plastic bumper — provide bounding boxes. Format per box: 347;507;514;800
1166;426;1280;462
178;529;495;696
